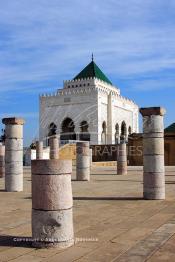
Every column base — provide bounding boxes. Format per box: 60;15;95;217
143;189;165;200
5;174;23;192
32;209;74;247
76;168;90;181
117;161;127;175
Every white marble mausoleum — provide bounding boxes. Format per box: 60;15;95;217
39;58;139;145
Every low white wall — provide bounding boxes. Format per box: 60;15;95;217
24;147;50;166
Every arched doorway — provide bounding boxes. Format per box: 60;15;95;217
101;121;107;144
79;121;90;141
60;117;76;141
120;121;127;142
47;123;57;146
115;123;119;144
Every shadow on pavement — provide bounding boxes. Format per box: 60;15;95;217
0;235;32;248
73;196;143;201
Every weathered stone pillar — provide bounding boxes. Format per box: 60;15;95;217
117;142;127;175
32;159;74;248
49;135;59;159
76;142;90;181
89;148;93;167
0;144;5;178
2;118;25;192
140;107;166;200
36;141;43;160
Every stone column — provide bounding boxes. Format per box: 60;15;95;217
140;107;166;200
32;159;74;248
36;141;43;160
76;142;90;181
2;118;25;192
117;142;127;175
49;135;59;159
89;148;93;167
0;144;5;178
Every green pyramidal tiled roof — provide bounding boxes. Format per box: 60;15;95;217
165;123;175;133
73;61;112;85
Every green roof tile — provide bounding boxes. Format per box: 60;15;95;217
165;123;175;133
73;61;112;85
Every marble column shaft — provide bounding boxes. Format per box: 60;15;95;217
0;144;5;178
76;142;90;181
49;135;59;160
32;159;74;248
36;141;43;160
140;107;166;200
117;142;127;175
89;148;93;167
2;117;25;192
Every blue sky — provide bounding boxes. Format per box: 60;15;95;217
0;0;175;146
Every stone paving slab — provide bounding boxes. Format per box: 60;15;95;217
0;166;175;261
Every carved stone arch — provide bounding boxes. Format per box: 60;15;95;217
60;117;76;141
48;122;57;136
79;120;90;141
47;122;57;146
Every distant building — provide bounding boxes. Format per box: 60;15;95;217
39;58;139;145
164;123;175;133
128;123;175;166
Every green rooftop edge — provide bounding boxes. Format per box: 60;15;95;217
73;61;112;85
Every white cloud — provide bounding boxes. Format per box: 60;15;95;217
127;78;175;91
0;0;175;94
1;0;175;145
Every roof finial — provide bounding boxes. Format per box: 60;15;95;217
92;53;94;62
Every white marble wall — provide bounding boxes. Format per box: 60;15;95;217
97;86;139;144
39;78;139;145
40;84;98;145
